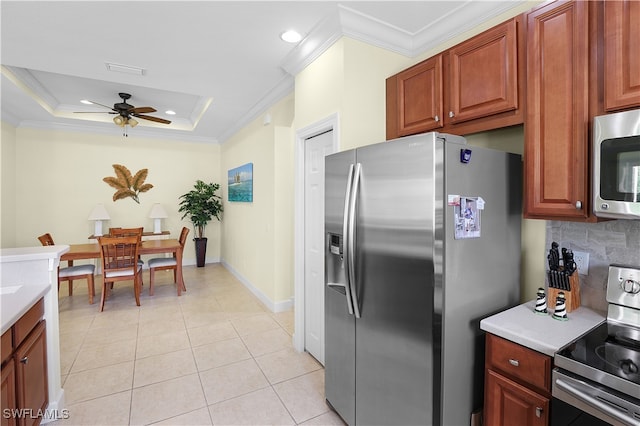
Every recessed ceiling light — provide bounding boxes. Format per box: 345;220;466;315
165;110;176;115
280;30;302;43
80;99;93;105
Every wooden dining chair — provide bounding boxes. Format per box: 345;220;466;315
108;227;145;284
37;233;96;304
98;235;143;312
148;227;190;296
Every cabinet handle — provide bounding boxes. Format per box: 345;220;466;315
536;407;543;418
449;111;455;118
434;115;439;122
20;356;28;364
508;358;519;367
575;201;582;209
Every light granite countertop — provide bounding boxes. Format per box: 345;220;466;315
480;300;606;357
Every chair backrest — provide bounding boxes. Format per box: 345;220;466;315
99;235;140;275
38;233;55;246
109;227;144;238
178;227;190;247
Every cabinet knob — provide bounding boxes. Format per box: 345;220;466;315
536;407;543;418
508;358;519;367
575;201;582;209
434;115;439;122
20;356;28;364
449;111;455;118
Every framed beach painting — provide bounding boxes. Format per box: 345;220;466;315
228;163;253;202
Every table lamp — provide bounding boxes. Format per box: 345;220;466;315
88;204;110;236
149;203;168;234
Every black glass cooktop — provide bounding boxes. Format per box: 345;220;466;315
556;322;640;387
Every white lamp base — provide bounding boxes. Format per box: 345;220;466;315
153;218;162;234
94;220;104;237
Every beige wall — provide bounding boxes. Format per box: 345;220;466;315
6;126;222;265
1;122;17;248
220;93;295;309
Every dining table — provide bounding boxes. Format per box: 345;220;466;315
60;238;186;296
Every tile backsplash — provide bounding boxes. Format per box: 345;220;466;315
546;219;640;313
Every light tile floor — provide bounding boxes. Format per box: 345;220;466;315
52;263;346;426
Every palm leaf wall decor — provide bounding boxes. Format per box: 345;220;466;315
103;164;153;203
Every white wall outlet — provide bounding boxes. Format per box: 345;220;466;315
573;251;589;275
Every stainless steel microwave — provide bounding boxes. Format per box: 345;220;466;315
593;109;640;219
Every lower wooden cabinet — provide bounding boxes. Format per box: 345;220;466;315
485;369;549;426
484;333;552;426
14;321;48;426
1;359;17;426
0;299;48;426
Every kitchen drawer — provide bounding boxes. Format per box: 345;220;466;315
12;298;44;346
486;333;551;393
1;330;12;364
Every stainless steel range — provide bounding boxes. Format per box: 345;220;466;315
553;264;640;426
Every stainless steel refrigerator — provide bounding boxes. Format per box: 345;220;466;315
324;132;522;426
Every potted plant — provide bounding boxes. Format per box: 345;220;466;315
178;180;223;267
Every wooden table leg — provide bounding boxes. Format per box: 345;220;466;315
176;249;184;296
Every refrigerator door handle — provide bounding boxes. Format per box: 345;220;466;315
346;162;362;318
341;164;356;316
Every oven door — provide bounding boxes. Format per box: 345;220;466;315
552;369;640;426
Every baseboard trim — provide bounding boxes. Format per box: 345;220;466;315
221;261;293;313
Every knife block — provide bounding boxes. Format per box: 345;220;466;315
547;272;581;312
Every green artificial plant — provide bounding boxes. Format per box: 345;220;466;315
178;180;223;238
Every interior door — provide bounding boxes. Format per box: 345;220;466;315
304;130;334;364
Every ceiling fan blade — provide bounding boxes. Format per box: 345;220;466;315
87;100;115;110
129;106;156;114
134;114;171;124
73;111;117;114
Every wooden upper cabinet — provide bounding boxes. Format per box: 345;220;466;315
447;18;519;124
386;16;524;140
395;55;443;137
524;0;590;220
603;0;640;111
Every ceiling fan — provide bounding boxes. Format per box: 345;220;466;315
75;92;172;131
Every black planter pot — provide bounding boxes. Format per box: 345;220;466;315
194;237;208;267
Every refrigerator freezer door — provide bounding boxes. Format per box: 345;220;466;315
354;134;438;425
325;149;357;425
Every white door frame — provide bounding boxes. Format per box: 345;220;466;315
293;113;339;353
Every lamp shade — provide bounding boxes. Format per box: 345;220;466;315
149;203;168;219
88;204;110;220
149;203;168;234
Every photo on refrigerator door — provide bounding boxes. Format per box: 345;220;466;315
454;197;481;239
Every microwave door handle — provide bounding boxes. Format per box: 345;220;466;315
555;378;637;426
346;163;362;319
341;164;355;316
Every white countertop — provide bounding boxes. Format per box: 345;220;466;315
0;245;68;334
480;300;606;357
1;281;51;334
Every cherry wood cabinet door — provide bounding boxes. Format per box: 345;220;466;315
485;369;549;426
447;18;519;124
395;55;444;137
524;0;590;220
604;0;640;111
1;359;17;426
14;321;47;426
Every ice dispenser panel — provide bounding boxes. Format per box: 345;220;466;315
327;233;346;295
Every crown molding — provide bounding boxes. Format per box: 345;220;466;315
15;119;218;144
217;74;294;143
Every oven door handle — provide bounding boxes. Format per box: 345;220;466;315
555;378;638;426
